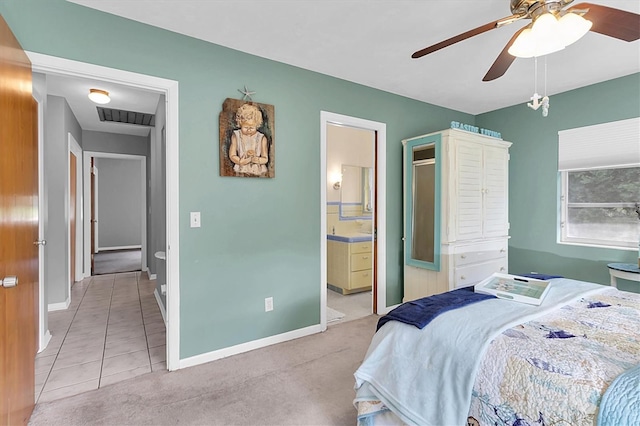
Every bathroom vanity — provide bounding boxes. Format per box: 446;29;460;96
327;233;373;294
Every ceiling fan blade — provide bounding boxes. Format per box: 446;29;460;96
412;14;525;59
569;2;640;42
482;25;529;82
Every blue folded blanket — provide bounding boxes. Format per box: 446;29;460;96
377;286;496;331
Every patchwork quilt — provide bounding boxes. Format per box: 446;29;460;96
468;288;640;425
354;285;640;425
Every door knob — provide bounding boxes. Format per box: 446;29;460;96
34;240;47;246
1;276;18;288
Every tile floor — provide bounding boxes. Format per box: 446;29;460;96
327;288;372;324
35;272;166;403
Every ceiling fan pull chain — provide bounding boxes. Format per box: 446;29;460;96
534;56;538;95
542;56;550;117
544;56;548;97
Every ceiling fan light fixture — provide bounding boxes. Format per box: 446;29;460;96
508;13;566;58
88;88;110;104
531;37;565;57
558;12;592;46
508;28;536;58
530;13;566;55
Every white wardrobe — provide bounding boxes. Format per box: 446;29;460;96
403;128;512;301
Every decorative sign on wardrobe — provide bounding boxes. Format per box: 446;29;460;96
219;97;275;178
450;121;502;139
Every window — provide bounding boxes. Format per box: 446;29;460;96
561;167;639;248
558;118;640;250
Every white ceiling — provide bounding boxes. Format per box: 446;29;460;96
42;73;161;137
60;0;638;136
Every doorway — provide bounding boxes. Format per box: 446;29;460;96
27;51;180;376
85;153;147;276
68;133;82;292
325;124;375;324
320;111;387;330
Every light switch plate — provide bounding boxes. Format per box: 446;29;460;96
190;212;201;228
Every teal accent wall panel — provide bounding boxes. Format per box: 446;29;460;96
476;74;640;292
1;1;476;358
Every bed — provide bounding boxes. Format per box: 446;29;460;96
353;278;640;425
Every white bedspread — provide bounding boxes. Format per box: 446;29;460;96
353;279;608;426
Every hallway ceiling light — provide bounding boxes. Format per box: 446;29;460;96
88;88;111;104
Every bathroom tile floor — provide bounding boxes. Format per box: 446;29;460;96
327;288;372;324
35;272;167;403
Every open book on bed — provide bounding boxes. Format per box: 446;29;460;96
474;272;551;305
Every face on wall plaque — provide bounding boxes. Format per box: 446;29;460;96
219;98;275;178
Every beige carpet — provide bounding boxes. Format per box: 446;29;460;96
29;314;379;426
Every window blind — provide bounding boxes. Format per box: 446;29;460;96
558;117;640;171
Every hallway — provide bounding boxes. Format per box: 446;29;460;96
93;249;142;275
35;272;166;403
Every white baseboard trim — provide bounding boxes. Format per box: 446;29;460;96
154;288;167;325
148;272;157;280
48;297;70;311
179;323;323;370
98;245;142;251
38;330;52;353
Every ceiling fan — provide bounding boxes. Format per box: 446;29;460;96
412;1;640;81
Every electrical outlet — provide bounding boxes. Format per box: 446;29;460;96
265;297;273;312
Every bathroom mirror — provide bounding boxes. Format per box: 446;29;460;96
340;165;373;219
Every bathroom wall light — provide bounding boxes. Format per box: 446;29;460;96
329;170;342;190
88;88;111;104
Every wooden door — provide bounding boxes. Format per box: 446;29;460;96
0;14;39;425
372;131;378;314
70;153;77;284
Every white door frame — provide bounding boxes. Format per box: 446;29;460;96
68;133;83;294
83;152;147;272
27;51;181;371
32;80;51;353
93;164;99;252
320;111;388;331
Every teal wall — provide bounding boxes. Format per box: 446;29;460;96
476;74;640;293
0;1;475;358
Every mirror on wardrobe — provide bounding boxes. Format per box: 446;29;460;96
405;139;440;270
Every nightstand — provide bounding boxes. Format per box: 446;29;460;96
607;263;640;288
